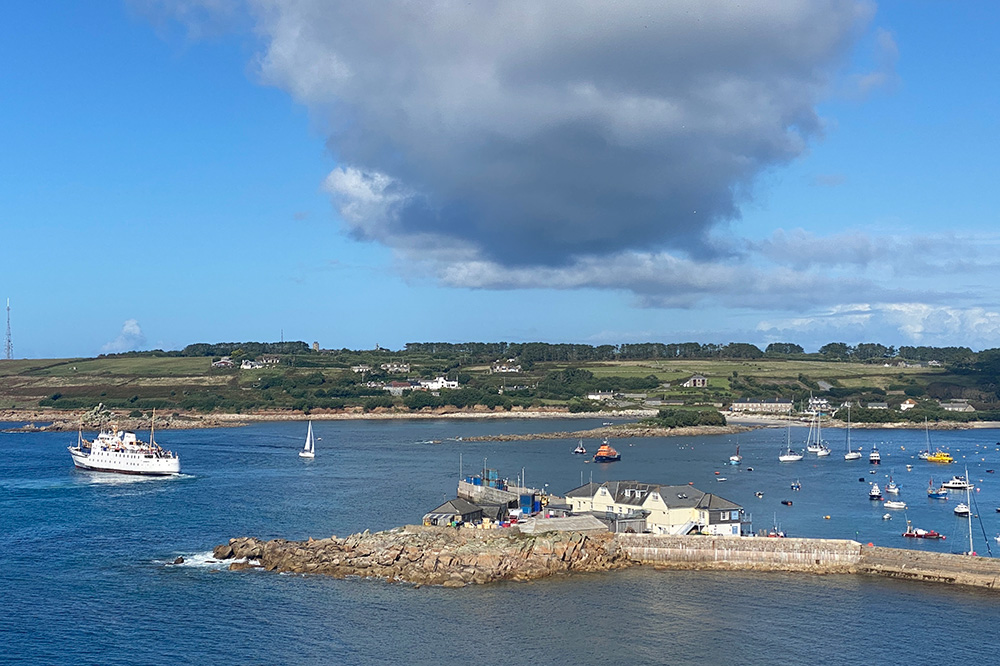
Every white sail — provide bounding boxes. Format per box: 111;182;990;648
299;420;315;458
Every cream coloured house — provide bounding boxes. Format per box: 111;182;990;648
564;480;743;536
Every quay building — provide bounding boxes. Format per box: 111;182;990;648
563;480;744;536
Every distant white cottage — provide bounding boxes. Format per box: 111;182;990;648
419;376;459;391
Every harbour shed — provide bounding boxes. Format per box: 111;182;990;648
423;498;484;526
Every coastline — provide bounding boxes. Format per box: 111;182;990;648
4;406;999;434
211;527;1000;592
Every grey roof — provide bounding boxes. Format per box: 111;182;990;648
426;498;482;515
563;480;741;512
517;515;609;534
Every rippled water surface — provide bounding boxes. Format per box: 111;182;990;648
3;419;1000;664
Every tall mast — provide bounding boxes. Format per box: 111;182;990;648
967;466;974;555
3;298;11;360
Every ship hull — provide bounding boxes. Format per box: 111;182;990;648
69;448;180;476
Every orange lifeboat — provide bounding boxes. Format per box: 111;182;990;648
593;439;621;462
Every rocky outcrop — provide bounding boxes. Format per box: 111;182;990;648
462;424;746;442
212;529;1000;591
213;526;627;587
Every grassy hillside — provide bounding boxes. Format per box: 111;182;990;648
3;349;995;424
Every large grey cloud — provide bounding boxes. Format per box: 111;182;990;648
249;0;872;266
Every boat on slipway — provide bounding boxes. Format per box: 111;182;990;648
68;419;179;476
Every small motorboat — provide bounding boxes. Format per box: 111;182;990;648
903;520;945;539
941;475;974;490
869;483;883;501
954;502;971;516
927;478;948;499
781;500;793;506
882;513;892;520
755;491;764;498
790;480;801;491
716;477;727;482
883;500;907;510
926;450;954;464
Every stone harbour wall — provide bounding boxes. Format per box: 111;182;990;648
859;545;1000;589
211;528;1000;591
616;534;862;573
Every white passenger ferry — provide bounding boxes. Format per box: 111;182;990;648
68;421;179;476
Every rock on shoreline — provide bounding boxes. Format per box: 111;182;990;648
212;526;627;587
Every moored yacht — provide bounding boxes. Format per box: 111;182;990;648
779;426;803;462
869;443;881;465
941;474;974;490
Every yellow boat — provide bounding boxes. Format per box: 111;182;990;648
926;451;954;463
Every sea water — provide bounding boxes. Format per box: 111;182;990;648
3;419;1000;665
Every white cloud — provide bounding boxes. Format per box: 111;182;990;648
102;319;147;354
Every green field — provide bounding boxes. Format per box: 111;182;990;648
0;351;990;422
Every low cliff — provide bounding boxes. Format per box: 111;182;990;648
213;525;627;587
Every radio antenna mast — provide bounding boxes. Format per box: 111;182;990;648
3;298;11;360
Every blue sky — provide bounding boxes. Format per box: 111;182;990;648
3;1;1000;358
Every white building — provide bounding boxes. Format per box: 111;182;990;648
490;359;522;373
419;376;459;391
564;480;743;536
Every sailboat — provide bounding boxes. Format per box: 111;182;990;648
299;420;316;458
804;409;831;456
918;417;931;461
573;440;587;455
779;426;803;462
729;443;742;465
844;404;862;460
885;471;900;494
